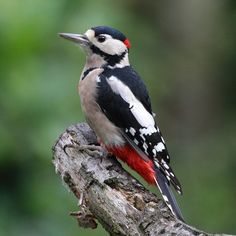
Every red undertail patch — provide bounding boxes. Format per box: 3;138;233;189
106;144;156;184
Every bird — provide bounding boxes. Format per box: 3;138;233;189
59;26;184;221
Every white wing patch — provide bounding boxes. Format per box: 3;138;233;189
140;126;157;136
161;136;165;144
154;142;165;152
129;127;136;136
106;76;155;128
134;139;139;145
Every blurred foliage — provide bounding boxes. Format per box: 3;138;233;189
0;0;236;235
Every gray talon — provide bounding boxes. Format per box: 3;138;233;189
63;143;105;157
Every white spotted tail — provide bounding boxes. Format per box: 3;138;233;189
154;168;184;221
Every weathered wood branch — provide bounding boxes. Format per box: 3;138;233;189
52;123;233;236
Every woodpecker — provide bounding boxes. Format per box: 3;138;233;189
59;26;184;221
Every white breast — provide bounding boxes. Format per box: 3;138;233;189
79;69;125;147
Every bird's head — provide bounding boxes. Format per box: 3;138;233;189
59;26;131;67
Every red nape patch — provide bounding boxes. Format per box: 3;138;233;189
123;39;131;49
106;145;156;184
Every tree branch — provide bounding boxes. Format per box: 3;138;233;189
52;123;233;236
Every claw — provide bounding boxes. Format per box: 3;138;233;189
63;143;105;157
63;143;79;156
79;144;104;156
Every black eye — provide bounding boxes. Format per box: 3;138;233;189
97;35;106;43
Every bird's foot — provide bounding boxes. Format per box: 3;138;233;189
81;144;106;156
63;141;106;157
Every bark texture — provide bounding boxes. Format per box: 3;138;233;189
52;123;233;236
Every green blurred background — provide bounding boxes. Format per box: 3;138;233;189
1;0;236;235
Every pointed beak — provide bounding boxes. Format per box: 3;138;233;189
58;33;89;46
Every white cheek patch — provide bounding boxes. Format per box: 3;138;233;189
92;35;127;55
103;38;127;55
84;31;127;57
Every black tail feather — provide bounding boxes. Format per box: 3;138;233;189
155;168;184;222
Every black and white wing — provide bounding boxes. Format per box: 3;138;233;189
96;66;182;193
